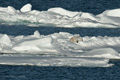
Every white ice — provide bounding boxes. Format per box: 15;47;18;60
20;3;32;13
0;3;120;67
0;31;120;67
0;4;120;27
0;56;112;67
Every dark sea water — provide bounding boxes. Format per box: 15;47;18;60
0;0;120;80
0;0;120;15
0;60;120;80
0;25;120;37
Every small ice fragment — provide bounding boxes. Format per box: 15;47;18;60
33;30;40;38
20;3;32;12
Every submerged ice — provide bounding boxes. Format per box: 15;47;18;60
0;31;120;67
0;4;120;27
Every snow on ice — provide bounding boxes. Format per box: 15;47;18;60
0;4;120;27
0;31;119;67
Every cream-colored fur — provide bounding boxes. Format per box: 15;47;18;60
70;36;83;43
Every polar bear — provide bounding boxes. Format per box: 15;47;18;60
70;36;83;43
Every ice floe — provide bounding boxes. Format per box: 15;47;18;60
0;31;120;67
0;4;120;27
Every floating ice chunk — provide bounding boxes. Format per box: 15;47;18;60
20;3;32;13
0;32;120;67
33;30;40;38
48;7;78;17
12;37;53;51
7;6;16;14
83;48;120;59
0;34;12;46
0;4;120;28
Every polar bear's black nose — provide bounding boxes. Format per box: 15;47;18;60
76;40;79;43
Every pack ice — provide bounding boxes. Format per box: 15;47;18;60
0;3;120;67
